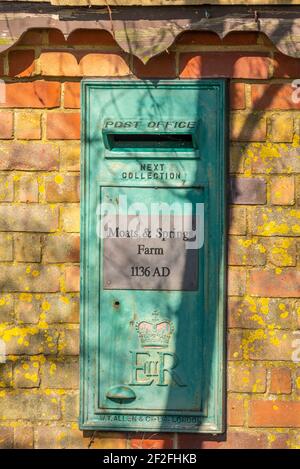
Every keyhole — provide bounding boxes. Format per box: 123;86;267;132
113;300;120;309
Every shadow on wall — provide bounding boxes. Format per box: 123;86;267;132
0;19;299;449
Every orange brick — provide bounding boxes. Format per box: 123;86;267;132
252;84;300;110
227;397;244;426
230;83;245;110
270;367;292;394
79;52;130;76
270;176;295;205
15;112;41;140
45;175;80;202
40;51;78;76
130;434;174;449
8;50;35;77
2;81;60;108
65;266;80;292
64;82;80;109
249;401;300;427
249;269;300;297
133;53;176;78
179;53;270;79
0;112;13;139
40;51;130;77
47;113;80;140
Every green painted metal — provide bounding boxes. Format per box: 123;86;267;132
80;79;227;433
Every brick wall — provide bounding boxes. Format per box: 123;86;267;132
0;28;299;449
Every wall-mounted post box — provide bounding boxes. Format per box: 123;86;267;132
80;80;227;433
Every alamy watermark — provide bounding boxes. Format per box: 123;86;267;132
96;195;204;250
292;79;300;104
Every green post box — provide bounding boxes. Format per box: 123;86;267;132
80;80;227;433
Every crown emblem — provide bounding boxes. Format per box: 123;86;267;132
136;311;174;349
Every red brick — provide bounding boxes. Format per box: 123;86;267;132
130;434;174;449
20;29;44;46
176;31;221;45
68;29;117;46
45;175;80;202
15;112;41;140
0;142;58;170
230;177;266;205
228;207;247;235
43;234;80;263
249;401;300;427
0;427;13;449
179;53;270;79
270;367;292;394
230;83;245;110
0;112;13;139
47;29;66;45
133;53;176;78
223;32;259;45
176;31;258;46
227;397;244;426
228;330;243;360
0;56;4;76
48;29;117;47
58;329;79;355
2;81;60;108
19;175;39;203
47;113;80;140
274;53;300;78
249;269;300;297
178;431;267;449
14;426;34;449
0;205;58;232
244;330;294;361
65;266;80;292
228;236;266;266
269;433;290;449
0;265;60;292
228;297;299;330
252;84;300;110
228;267;246;296
230;113;267;142
8;50;35;77
228;363;266;393
64;82;80;109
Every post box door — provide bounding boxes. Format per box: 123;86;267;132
80;80;227;433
